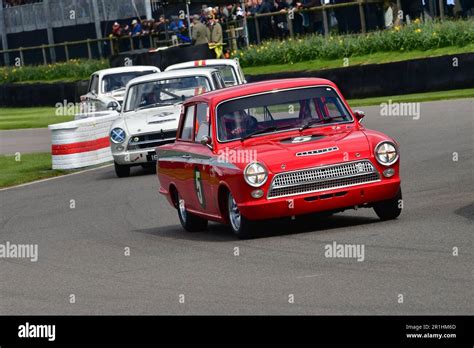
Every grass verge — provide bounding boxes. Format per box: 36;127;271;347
347;88;474;107
243;44;474;76
0;107;71;130
0;153;67;188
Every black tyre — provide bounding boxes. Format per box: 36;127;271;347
176;192;208;232
373;188;402;221
114;161;131;178
227;191;256;239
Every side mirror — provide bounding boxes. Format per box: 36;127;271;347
200;135;213;149
107;101;121;112
354;110;365;122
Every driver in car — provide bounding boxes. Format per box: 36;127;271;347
221;110;258;140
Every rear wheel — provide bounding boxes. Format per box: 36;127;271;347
373;188;402;220
114;161;131;178
227;192;256;239
176;192;208;232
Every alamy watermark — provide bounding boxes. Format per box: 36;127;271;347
0;241;38;262
217;148;257;164
324;241;365;262
55;99;96;116
380;100;420;120
18;322;55;341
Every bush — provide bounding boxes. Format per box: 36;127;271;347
234;19;474;67
0;59;110;84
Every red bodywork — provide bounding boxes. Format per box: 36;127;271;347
156;78;400;223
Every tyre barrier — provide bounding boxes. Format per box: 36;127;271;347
48;114;119;170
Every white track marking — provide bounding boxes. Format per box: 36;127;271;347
296;274;324;279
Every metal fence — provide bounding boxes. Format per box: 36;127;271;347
1;0;473;66
0;33;173;66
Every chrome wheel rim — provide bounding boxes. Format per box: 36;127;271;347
178;196;186;222
228;194;241;231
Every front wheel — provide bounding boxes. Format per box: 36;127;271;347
227;192;256;239
114;161;131;178
373;188;402;221
176;192;208;232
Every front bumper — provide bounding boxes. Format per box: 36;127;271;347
113;148;157;165
238;178;400;221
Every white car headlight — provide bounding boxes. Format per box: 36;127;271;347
110;128;126;144
375;141;399;166
244;162;268;187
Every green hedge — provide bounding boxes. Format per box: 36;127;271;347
1;59;109;84
233;19;474;67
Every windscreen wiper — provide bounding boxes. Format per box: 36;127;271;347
241;124;294;142
299;118;327;131
134;102;173;111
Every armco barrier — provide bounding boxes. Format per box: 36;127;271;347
48;114;119;170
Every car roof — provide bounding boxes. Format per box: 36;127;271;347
127;68;218;86
165;59;238;71
95;66;160;76
186;78;338;105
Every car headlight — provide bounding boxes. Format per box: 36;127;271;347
375;141;399;166
244;162;268;187
110;127;126;144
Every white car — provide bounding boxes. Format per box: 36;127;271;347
109;68;226;177
165;59;246;87
77;66;160;119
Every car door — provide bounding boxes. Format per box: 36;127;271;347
83;74;103;113
170;104;197;206
185;102;219;215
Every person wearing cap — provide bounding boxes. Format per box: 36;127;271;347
207;14;223;44
191;14;209;45
131;19;142;36
111;22;122;38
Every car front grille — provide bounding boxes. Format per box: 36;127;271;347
127;130;177;150
268;160;380;199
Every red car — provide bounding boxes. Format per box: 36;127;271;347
157;78;401;238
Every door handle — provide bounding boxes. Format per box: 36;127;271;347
181;154;191;159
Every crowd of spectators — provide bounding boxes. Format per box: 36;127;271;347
107;0;474;50
2;0;42;8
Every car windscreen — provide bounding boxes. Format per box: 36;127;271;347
102;71;156;93
170;65;238;86
124;76;211;112
216;86;352;142
213;65;238;86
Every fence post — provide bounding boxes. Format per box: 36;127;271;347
109;37;114;57
287;11;294;39
254;16;260;44
230;26;237;52
358;0;366;34
91;0;103;56
438;0;445;19
41;45;47;65
86;39;92;59
396;0;402;22
19;47;24;66
64;42;69;61
0;3;10;66
130;36;134;51
43;0;56;63
149;34;153;48
322;6;329;37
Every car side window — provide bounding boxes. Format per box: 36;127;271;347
180;105;195;141
89;74;99;94
195;103;210;142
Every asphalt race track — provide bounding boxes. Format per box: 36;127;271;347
1;99;472;315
